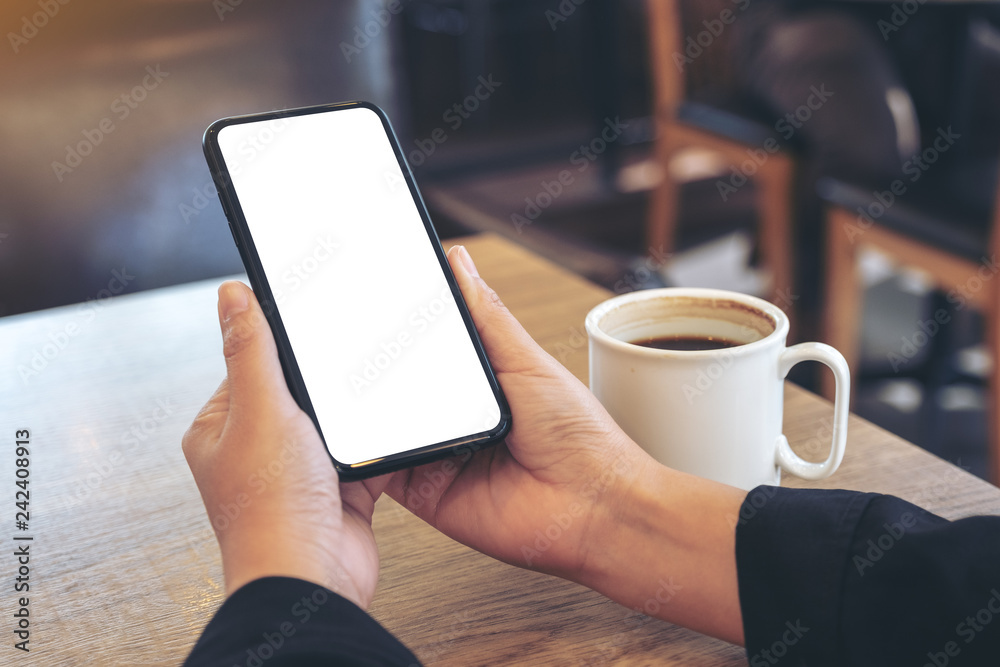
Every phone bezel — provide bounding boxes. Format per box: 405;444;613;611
203;100;511;480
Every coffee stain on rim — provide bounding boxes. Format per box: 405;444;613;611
617;295;778;337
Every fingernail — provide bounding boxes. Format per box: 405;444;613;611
218;282;250;322
456;245;480;278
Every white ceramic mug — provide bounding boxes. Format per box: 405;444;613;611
585;288;850;490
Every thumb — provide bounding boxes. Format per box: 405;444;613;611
217;281;292;411
446;245;558;373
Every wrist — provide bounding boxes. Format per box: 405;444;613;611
218;527;368;609
575;458;748;645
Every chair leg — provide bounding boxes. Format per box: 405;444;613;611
756;154;796;339
822;206;862;403
921;291;959;454
987;295;1000;485
646;130;679;260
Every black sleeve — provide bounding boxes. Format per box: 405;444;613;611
735;486;1000;666
184;576;421;666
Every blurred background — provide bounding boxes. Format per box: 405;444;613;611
1;0;999;480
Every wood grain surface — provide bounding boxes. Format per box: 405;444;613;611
1;233;997;666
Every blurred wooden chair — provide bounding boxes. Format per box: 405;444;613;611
821;19;1000;483
645;0;796;327
822;170;1000;482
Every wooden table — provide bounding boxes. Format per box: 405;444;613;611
2;233;999;666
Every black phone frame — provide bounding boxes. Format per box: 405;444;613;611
203;100;511;480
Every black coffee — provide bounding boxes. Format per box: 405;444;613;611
630;335;742;351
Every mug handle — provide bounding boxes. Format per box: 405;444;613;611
774;342;850;480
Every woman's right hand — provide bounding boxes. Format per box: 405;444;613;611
384;246;747;645
384;245;651;579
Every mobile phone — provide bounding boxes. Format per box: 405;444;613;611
203;101;510;479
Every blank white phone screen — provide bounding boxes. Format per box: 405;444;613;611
217;107;502;466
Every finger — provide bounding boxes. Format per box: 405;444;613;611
217;281;294;412
382;453;471;523
447;245;556;373
341;474;392;522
